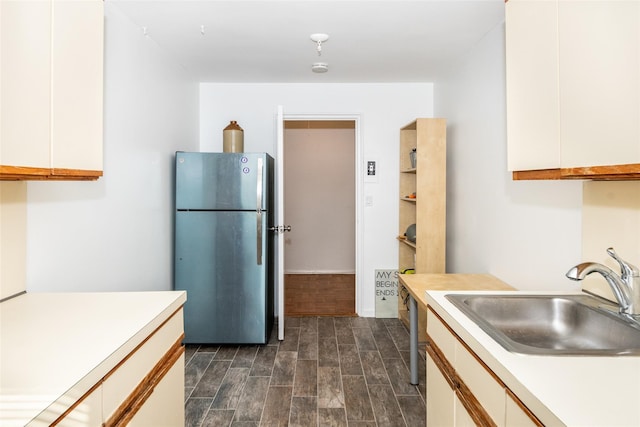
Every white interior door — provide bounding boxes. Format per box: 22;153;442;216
276;105;285;340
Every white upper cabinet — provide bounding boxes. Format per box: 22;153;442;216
506;0;560;172
0;0;52;171
51;0;104;173
506;0;640;179
559;0;640;168
0;0;104;180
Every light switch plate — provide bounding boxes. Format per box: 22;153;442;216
364;159;378;183
367;161;376;176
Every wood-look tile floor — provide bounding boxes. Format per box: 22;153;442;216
184;317;426;427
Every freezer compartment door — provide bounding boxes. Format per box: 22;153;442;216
175;211;273;344
175;152;272;211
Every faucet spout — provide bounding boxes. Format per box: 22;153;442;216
566;262;631;313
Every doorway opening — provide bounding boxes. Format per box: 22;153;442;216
283;119;357;316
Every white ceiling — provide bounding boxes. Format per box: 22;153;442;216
109;0;505;83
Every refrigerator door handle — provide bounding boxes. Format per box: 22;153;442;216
256;157;264;265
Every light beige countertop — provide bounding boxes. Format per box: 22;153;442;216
0;291;186;426
399;273;515;308
426;289;640;426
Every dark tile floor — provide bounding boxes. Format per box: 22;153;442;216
184;316;426;427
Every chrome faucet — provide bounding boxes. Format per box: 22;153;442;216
566;247;640;319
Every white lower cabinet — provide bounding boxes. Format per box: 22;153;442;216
425;356;455;427
453;398;475;427
53;308;185;427
102;310;184;422
426;308;542;427
127;353;186;427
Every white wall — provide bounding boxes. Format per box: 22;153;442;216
26;3;199;292
200;83;433;315
284;127;355;274
581;181;640;302
23;8;585;303
435;22;583;290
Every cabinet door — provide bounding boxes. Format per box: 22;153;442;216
453;397;476;427
455;339;505;426
505;0;560;171
127;353;185;427
0;0;51;169
559;0;640;168
50;0;103;172
426;354;456;427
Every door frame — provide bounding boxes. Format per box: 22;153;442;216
280;112;364;316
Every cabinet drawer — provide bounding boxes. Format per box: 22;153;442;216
426;310;456;363
102;309;184;420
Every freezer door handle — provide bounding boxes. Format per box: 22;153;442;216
256;157;264;265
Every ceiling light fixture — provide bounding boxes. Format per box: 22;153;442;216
311;62;329;73
310;33;329;56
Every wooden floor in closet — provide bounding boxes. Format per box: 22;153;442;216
285;274;356;316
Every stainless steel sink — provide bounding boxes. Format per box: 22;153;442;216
445;294;640;356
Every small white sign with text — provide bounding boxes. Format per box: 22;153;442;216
375;269;398;318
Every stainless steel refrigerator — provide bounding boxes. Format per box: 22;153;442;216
174;152;274;344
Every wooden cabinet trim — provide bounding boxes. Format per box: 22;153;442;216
0;165;102;181
512;164;640;181
0;165;51;179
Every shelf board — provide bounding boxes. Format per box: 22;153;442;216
400;197;417;202
401;168;417;174
397;236;416;249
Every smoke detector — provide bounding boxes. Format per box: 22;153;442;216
311;62;329;73
310;33;329;56
309;34;330;73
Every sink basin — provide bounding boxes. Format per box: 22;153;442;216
445;294;640;356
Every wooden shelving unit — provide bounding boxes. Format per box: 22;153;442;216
397;118;447;334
